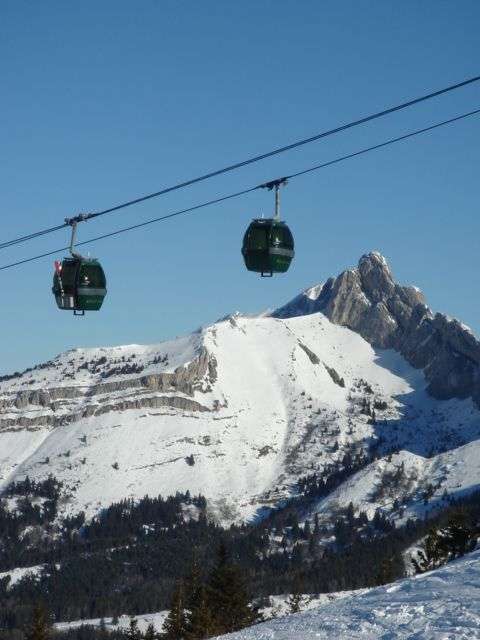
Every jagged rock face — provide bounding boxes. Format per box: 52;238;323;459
0;347;216;432
275;252;426;349
274;251;480;405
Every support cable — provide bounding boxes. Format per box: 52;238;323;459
1;106;479;272
1;75;479;250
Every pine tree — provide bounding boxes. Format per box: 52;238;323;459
185;557;203;614
144;622;157;640
412;529;448;574
287;593;303;614
441;512;477;558
346;502;355;525
98;617;109;640
186;585;216;639
126;616;141;640
25;605;50;640
286;576;304;614
206;544;259;635
303;519;311;538
162;582;188;639
412;512;478;575
375;555;400;585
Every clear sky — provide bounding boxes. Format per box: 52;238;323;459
1;0;479;374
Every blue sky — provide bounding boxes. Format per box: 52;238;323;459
1;0;479;373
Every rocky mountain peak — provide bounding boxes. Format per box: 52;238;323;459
357;251;395;303
274;252;480;406
275;252;426;349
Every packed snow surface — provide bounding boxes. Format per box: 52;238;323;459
219;550;480;639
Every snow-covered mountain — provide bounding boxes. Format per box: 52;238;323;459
217;548;480;639
1;252;479;524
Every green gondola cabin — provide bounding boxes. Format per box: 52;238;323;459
53;257;107;314
241;218;294;276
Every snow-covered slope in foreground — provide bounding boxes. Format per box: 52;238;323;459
220;549;480;640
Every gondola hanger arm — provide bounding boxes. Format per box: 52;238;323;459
65;214;90;260
259;177;288;191
258;177;288;221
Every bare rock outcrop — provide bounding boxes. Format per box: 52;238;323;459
274;251;480;405
0;348;216;431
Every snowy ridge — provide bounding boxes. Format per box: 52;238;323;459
314;441;480;524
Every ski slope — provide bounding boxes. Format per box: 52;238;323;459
219;549;480;639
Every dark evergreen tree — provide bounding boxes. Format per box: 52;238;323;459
162;583;187;640
125;617;141;640
303;520;311;538
97;618;109;640
25;605;50;640
185;557;203;614
346;502;355;525
206;544;259;635
375;555;399;585
185;585;216;639
414;511;478;575
286;576;305;614
412;529;448;574
441;511;477;558
287;592;304;614
144;623;157;640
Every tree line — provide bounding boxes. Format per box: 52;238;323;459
2;474;480;638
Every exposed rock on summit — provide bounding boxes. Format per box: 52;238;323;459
274;251;480;405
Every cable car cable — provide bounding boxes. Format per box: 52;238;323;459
0;223;69;251
0;106;479;273
71;75;480;225
285;106;480;181
0;187;260;271
1;74;479;251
